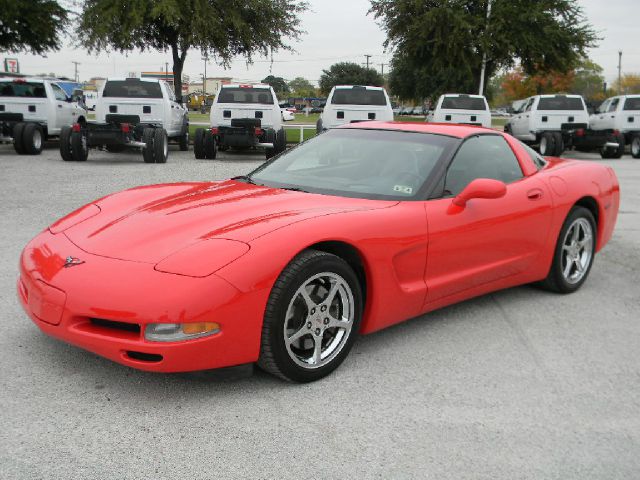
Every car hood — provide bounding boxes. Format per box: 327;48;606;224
63;180;396;263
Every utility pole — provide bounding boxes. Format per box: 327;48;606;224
618;50;623;94
202;53;208;95
165;62;169;80
380;63;386;77
72;61;80;82
364;54;372;70
478;0;492;95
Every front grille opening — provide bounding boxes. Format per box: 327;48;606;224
90;318;140;334
126;351;163;363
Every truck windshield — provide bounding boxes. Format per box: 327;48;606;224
538;97;584;110
441;96;486;110
623;98;640;110
0;82;47;98
330;88;387;106
102;81;163;99
217;88;274;104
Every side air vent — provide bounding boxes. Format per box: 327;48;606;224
143;106;151;114
337;111;344;119
223;110;231;118
109;105;117;113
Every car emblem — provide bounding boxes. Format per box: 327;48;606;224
64;256;85;268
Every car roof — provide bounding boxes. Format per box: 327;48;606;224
0;77;47;84
441;93;486;99
339;121;498;138
222;83;270;89
105;77;162;83
333;85;385;91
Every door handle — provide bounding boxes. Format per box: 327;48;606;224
527;189;543;200
58;105;62;108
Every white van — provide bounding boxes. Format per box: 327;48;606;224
317;85;393;133
426;94;491;128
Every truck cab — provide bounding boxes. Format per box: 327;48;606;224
589;95;640;158
426;93;491;128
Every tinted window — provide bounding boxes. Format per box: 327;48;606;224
217;88;274;104
0;81;47;98
249;129;454;200
537;97;584;111
444;135;523;196
441;96;487;110
103;80;163;98
623;98;640;110
330;88;387;106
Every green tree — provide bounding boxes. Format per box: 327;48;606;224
572;59;606;103
319;62;384;95
370;0;598;101
261;75;289;94
288;76;316;97
0;0;68;55
77;0;308;98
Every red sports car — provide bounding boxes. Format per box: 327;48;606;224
18;122;620;382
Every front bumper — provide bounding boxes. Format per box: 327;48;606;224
18;230;263;372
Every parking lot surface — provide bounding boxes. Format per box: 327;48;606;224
1;144;639;479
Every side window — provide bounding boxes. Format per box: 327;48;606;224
525;99;534;112
597;100;609;113
444;135;524;196
608;98;619;113
51;84;67;101
164;83;176;102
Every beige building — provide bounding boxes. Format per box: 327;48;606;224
187;77;233;96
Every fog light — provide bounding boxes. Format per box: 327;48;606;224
145;322;220;342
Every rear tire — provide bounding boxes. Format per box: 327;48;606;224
70;130;88;162
538;132;556;156
552;132;564;156
142;128;155;163
631;134;640;159
153;128;168;163
59;126;73;161
194;128;206;159
12;122;26;155
601;133;625;159
22;123;44;155
204;130;217;159
179;126;189;151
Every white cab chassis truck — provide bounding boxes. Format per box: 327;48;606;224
194;84;286;160
425;93;491;128
61;78;189;163
505;94;617;157
317;85;393;133
589;95;640;158
0;77;87;155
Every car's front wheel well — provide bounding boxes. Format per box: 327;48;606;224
574;196;599;226
307;241;367;304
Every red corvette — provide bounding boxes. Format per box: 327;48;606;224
18;122;619;382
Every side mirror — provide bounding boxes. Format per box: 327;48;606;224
452;178;507;208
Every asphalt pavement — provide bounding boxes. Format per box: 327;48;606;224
1;143;639;479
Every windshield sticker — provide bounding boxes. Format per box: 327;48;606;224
393;185;413;195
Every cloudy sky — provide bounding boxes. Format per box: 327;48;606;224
10;0;639;86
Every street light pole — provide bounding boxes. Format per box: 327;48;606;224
202;53;208;95
478;0;492;95
618;50;623;94
365;55;372;70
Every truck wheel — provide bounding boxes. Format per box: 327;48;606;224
552;132;564;156
70;130;88;162
12;122;26;155
276;128;287;154
612;133;625;158
194;128;206;159
179;129;189;151
600;133;625;159
142;128;156;163
22;123;44;155
204;130;217;159
631;134;640;159
153;128;168;163
60;126;73;161
538;132;556;156
316;118;323;135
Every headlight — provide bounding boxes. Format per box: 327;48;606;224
145;322;220;342
49;204;101;234
154;238;249;277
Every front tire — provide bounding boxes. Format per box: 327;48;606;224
538;132;556;156
552;132;564;156
258;250;363;382
631;134;640;159
12;122;26;155
204;130;217;159
70;129;88;162
59;126;73;161
601;133;625;159
539;206;596;293
153;128;168;163
179;126;189;151
142;127;156;163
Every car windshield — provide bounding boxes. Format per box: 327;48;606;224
441;96;487;110
248;129;455;200
538;96;584;110
623;98;640;110
0;81;46;98
102;80;163;98
330;88;387;106
217;87;274;104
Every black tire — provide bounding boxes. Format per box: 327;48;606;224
552;132;564;156
70;130;88;162
257;249;363;383
275;128;287;154
265;129;276;159
600;133;625;159
12;122;26;155
316;118;323;135
142;127;155;163
22;123;44;155
538;132;556;156
179;128;189;151
539;206;597;294
631;134;640;159
204;130;217;159
194;128;206;159
153;128;168;163
59;126;73;161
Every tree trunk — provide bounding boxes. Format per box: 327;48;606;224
171;43;188;100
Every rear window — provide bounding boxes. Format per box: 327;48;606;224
441;96;487;110
537;96;584;111
623;98;640;110
102;80;163;99
0;81;47;98
330;88;387;106
217;88;274;104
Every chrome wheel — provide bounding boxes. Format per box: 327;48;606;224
163;134;168;158
561;217;593;284
33;129;42;150
540;136;548;154
283;272;354;369
632;136;640;157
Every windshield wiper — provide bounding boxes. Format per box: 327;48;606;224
231;175;257;185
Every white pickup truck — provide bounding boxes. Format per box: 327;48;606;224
0;77;87;155
425;93;491;128
61;77;189;163
589;95;640;158
317;85;393;133
194;83;286;160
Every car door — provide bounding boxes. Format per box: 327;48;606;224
590;99;609;130
50;83;74;130
603;98;620;129
510;98;530;138
423;134;552;303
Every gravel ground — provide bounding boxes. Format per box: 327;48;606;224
0;143;639;479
